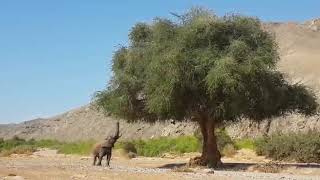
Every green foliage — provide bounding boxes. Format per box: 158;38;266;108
116;132;240;157
94;8;317;165
0;137;42;156
0;136;29;151
215;129;234;152
32;139;62;148
55;141;95;155
235;138;255;150
0;137;95;156
254;137;269;156
0;145;36;156
94;7;318;123
254;132;320;163
116;136;201;157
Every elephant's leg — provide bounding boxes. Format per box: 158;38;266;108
106;148;112;166
97;149;106;166
93;154;98;166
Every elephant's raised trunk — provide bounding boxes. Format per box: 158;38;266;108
114;121;120;138
104;121;121;141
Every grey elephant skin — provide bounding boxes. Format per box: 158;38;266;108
92;122;121;166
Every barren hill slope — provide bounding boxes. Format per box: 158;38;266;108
265;20;320;92
0;105;197;141
1;20;320;141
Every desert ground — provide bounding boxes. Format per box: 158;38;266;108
1;149;320;180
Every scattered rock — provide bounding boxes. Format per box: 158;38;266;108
4;176;25;180
71;174;87;179
201;168;215;174
80;157;91;160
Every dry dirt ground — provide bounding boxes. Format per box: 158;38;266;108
0;149;320;180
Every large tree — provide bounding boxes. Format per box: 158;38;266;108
94;8;318;167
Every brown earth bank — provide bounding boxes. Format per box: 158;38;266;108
1;149;320;180
1;19;320;141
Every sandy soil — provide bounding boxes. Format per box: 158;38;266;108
0;149;320;180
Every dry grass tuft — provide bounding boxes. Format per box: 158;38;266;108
251;162;285;173
0;146;36;157
222;144;237;157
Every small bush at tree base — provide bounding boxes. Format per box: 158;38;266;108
115;141;138;155
127;151;137;159
222;144;237;157
216;129;235;153
254;131;320;163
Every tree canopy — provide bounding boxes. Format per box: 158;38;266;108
94;7;318;167
95;8;318;123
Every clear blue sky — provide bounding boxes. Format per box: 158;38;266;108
1;0;319;124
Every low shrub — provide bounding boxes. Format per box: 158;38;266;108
136;136;201;157
116;141;137;154
222;144;237;157
0;145;36;156
116;136;201;157
0;136;28;151
116;132;238;158
254;131;320;163
254;136;269;156
56;140;95;155
216;128;234;152
33;139;62;149
251;162;285;173
0;137;95;156
235;138;255;150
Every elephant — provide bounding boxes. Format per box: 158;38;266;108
92;122;121;166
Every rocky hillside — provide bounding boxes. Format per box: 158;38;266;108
0;105;198;142
266;19;320;93
1;19;320;141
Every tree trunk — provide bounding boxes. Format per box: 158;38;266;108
205;119;221;167
199;119;208;160
198;115;222;167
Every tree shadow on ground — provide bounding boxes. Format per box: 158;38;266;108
158;163;186;169
158;162;320;171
